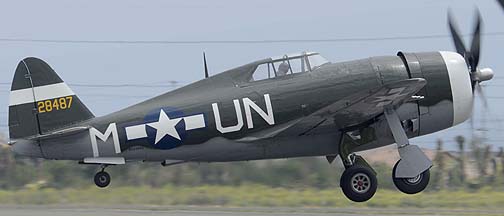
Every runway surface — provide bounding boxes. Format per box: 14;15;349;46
2;206;504;216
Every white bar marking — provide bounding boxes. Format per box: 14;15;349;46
9;82;75;106
184;114;206;130
125;124;147;140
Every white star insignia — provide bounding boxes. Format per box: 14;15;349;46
147;109;182;144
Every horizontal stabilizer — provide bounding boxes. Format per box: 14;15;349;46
35;126;89;140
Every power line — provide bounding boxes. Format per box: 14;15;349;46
70;83;180;88
0;82;182;88
0;32;503;45
79;94;153;98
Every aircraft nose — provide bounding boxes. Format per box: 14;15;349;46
439;51;473;126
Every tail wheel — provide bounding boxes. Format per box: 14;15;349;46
340;165;377;202
94;171;111;188
392;160;430;194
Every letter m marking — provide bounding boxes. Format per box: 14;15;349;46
89;123;121;157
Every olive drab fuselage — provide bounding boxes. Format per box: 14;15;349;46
11;51;463;163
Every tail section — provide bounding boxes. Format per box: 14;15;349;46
8;57;94;139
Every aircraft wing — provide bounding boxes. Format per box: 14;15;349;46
317;78;425;126
240;78;427;140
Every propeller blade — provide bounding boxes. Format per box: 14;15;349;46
470;82;476;131
475;83;488;109
448;11;468;57
469;114;474;131
469;10;482;72
498;0;504;10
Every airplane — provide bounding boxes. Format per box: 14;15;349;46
6;12;495;202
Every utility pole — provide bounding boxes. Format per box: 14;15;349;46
456;136;466;185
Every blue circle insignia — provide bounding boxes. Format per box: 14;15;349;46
144;107;187;150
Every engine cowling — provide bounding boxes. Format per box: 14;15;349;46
399;51;473;136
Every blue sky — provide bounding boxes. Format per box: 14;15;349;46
0;0;503;150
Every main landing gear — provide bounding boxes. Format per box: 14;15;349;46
334;107;432;202
392;159;430;194
384;108;432;195
337;134;378;202
94;165;111;188
340;159;378;202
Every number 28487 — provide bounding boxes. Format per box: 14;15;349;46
37;96;73;113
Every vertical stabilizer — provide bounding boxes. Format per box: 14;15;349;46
8;57;94;139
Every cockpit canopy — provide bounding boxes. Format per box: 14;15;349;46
252;51;329;82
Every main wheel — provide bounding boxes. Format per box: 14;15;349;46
392;160;430;194
94;171;111;188
340;165;377;202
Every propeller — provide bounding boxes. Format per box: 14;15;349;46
498;0;504;11
448;9;494;108
448;9;496;136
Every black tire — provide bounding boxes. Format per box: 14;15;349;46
392;160;430;194
340;165;378;202
94;171;111;188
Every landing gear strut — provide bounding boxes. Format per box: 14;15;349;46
384;108;432;194
392;160;430;194
338;132;378;202
335;106;434;202
94;165;111;188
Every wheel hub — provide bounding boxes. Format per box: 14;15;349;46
405;174;422;185
351;173;370;193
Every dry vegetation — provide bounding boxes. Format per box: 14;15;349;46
1;185;503;209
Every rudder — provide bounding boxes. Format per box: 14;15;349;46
8;57;94;139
